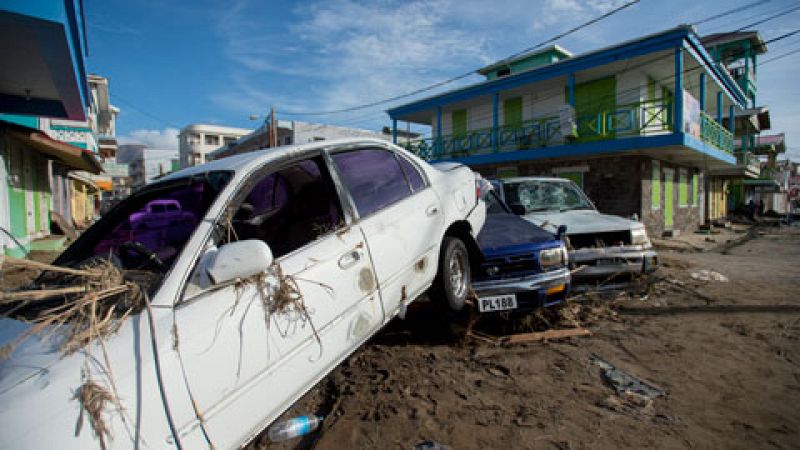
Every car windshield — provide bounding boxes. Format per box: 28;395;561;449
503;180;594;213
56;171;233;273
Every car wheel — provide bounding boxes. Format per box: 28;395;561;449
435;237;471;311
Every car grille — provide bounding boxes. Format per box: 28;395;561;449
479;254;539;279
568;230;631;249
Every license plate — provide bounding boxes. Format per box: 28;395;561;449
478;294;518;312
595;258;621;266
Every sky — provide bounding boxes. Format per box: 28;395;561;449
85;0;800;159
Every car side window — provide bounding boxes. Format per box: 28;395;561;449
398;154;426;192
331;148;412;217
229;157;343;258
184;157;345;300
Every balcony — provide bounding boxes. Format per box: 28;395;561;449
405;97;733;161
699;112;734;153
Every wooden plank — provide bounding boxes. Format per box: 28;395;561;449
503;328;591;344
51;211;78;241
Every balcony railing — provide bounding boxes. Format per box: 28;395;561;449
406;98;677;161
700;111;734;153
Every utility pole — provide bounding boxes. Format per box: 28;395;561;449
270;106;278;148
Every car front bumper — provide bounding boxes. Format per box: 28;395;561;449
570;245;659;281
472;267;571;313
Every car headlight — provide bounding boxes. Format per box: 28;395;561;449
630;227;650;246
539;246;566;269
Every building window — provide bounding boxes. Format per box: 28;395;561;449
313;137;325;142
205;134;220;146
557;171;583;189
652;160;660;210
223;137;236;146
284;136;292;145
679;168;688;207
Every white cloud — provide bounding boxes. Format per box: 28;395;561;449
214;0;494;122
118;128;180;150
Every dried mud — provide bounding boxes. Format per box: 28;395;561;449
254;228;800;450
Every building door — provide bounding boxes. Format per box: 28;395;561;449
664;168;674;229
574;76;616;141
23;152;35;236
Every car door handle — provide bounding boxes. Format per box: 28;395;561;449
426;204;439;216
338;249;362;269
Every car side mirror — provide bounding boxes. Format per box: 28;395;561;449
557;225;568;240
509;204;526;215
206;239;273;284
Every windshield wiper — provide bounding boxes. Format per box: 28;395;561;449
559;205;593;212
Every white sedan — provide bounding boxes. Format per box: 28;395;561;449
0;138;485;449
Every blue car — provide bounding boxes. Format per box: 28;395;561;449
473;185;571;313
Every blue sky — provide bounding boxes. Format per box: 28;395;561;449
85;0;800;159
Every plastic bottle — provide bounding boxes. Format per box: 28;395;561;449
267;415;323;442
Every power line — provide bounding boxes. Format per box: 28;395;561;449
110;93;183;130
279;0;784;118
279;0;642;116
694;0;772;26
760;46;800;63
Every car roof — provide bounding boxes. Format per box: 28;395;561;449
160;137;396;181
500;176;575;183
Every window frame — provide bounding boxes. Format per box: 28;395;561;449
177;151;353;305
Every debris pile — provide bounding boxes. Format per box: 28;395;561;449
0;256;147;359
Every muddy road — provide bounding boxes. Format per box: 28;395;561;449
256;228;800;450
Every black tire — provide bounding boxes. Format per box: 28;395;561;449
433;237;471;312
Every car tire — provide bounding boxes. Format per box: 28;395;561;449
434;237;471;312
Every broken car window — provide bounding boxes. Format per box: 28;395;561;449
503;180;593;213
55;171;233;275
331;148;412;217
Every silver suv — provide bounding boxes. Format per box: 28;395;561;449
492;177;658;289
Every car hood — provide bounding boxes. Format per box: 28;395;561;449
0;317;98;448
522;209;639;235
478;213;555;252
0;317;65;395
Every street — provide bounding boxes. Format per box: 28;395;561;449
257;227;800;449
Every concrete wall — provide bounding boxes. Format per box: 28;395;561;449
642;159;704;236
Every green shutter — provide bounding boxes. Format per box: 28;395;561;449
652;161;660;209
452;109;467;137
503;97;522;127
574;76;617;140
679;170;688;206
692;173;699;206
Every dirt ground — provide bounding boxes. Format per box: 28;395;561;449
253;226;800;450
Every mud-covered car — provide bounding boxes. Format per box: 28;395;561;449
0;138;485;449
472;181;570;313
493;177;658;289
